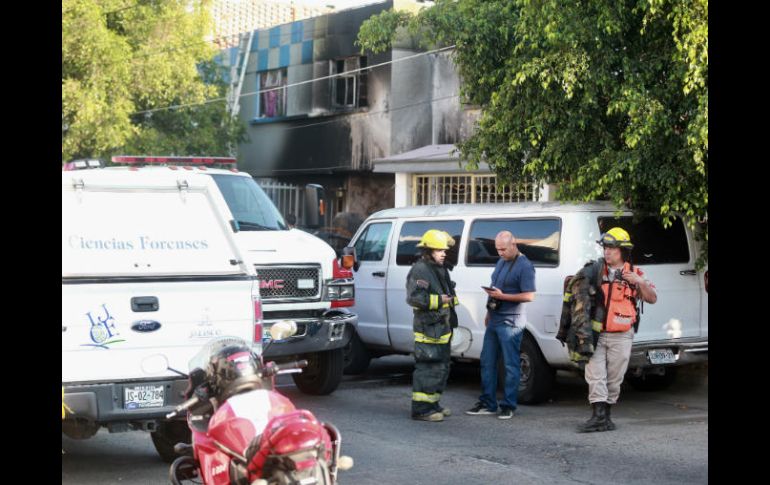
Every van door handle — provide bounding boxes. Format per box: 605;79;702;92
372;271;386;277
679;269;697;276
131;296;159;312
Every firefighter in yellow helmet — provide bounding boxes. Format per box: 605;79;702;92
406;230;459;421
565;227;657;432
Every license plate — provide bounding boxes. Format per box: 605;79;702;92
297;279;314;289
124;385;164;410
647;348;676;364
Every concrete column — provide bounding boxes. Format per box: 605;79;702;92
395;172;410;208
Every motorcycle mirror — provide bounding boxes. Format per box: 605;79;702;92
141;354;170;375
269;320;298;341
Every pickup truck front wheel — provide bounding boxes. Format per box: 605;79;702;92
292;348;344;395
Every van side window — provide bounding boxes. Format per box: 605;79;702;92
598;216;689;264
467;218;561;266
396;221;465;266
353;222;392;262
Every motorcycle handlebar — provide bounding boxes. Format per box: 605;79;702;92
166;395;200;419
276;360;308;372
262;360;309;377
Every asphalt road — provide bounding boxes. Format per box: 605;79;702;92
62;356;708;484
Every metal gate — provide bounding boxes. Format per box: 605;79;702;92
256;178;303;222
412;173;540;205
256;179;336;228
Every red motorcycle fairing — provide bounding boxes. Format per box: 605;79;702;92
192;430;232;485
247;409;333;479
208;389;296;455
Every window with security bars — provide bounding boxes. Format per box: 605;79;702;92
412;174;539;206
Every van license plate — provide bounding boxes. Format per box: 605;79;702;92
124;385;164;409
647;349;676;364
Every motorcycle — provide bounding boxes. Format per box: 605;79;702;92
153;321;353;485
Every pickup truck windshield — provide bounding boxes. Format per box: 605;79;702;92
210;174;287;231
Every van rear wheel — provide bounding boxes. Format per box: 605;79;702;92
292;349;344;395
497;335;555;404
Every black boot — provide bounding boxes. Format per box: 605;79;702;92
606;403;616;431
577;402;609;433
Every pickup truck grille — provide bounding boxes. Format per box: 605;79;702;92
254;265;321;301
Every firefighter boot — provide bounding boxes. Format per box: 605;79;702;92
605;403;616;431
436;405;451;417
577;402;609;433
412;411;444;422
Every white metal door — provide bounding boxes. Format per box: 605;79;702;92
350;221;394;347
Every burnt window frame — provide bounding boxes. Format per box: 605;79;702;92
330;56;368;110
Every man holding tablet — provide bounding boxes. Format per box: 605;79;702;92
466;231;536;419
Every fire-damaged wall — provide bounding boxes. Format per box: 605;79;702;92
231;1;478;219
344;173;395;215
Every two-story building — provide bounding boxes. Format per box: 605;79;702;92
224;0;549;229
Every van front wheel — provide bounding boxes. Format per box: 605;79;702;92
292;349;344;395
343;331;371;375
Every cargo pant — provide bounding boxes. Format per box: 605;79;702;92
585;329;634;404
412;319;452;416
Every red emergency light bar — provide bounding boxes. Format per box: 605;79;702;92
111;156;237;167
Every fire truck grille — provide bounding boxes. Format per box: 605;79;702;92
255;266;321;301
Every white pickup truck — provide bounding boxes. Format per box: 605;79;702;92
62;168;261;461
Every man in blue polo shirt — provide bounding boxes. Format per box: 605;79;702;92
466;231;536;419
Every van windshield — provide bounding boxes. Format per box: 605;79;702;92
210;175;287;231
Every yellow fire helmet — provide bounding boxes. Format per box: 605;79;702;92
416;229;451;250
441;231;456;248
597;227;634;249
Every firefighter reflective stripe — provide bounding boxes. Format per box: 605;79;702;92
412;392;441;403
563;292;572;302
429;294;439;310
453;296;459;306
592;320;604;332
62;387;72;419
414;332;452;344
570;351;590;362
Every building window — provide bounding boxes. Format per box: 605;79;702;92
257;68;287;118
412;174;539;206
330;56;368;110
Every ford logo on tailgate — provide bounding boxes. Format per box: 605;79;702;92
131;320;162;333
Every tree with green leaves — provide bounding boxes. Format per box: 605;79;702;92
357;0;707;265
62;0;246;162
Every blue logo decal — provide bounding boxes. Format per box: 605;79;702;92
81;304;125;349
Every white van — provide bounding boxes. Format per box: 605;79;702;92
107;157;357;396
62;168;260;460
345;202;708;403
